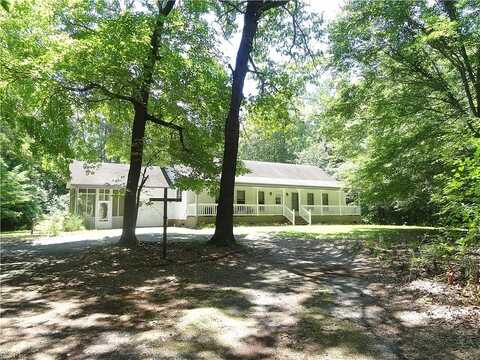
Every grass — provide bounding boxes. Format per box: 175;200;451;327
0;229;42;245
1;230;34;238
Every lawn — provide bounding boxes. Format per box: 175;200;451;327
1;225;479;359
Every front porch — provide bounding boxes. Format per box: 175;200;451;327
186;186;361;225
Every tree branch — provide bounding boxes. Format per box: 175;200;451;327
260;0;288;13
219;0;247;15
145;112;189;150
281;1;316;62
60;82;137;104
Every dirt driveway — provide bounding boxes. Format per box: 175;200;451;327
1;226;479;359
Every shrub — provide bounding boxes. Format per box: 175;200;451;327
410;241;455;275
35;212;84;235
63;213;84;232
36;213;64;236
0;158;45;230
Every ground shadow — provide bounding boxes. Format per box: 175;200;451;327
1;228;478;359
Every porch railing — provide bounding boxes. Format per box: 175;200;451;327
283;206;295;225
299;206;312;225
186;203;360;219
258;204;283;215
187;203;284;217
304;205;361;216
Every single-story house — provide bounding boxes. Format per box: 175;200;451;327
68;160;361;229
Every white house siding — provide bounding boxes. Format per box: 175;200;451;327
70;186;187;229
186;186;345;207
137;202;164;227
136;187;188;226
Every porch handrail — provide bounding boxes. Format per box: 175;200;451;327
299;206;312;225
304;205;361;216
257;204;283;215
186;203;361;218
187;203;286;217
283;206;295;225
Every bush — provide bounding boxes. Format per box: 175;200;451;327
36;213;64;236
0;158;46;230
35;212;84;235
63;213;84;232
410;241;455;275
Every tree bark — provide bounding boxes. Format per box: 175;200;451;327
209;2;263;246
119;104;147;246
118;1;175;247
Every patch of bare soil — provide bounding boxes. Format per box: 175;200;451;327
1;233;479;359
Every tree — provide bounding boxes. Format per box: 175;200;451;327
61;1;181;247
210;0;322;246
329;0;480;137
2;0;228;246
323;0;480;228
0;158;45;230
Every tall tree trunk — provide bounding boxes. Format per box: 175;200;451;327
209;2;263;246
119;104;147;246
118;0;175;247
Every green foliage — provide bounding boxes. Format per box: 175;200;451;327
410;240;455;272
228;1;324;165
36;213;64;236
1;0;231;225
239;85;340;170
322;0;480;234
240;94;309;163
1;0;10;12
35;211;85;235
55;0;230;188
0;158;45;230
0;0;76;174
434;139;480;246
62;213;85;232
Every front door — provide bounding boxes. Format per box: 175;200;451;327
291;192;299;211
96;200;112;229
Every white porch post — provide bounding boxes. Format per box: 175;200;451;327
339;189;342;215
195;192;198;216
298;189;301;210
320;190;323;215
95;188;99;229
74;187;78;215
256;187;259;215
282;188;286;208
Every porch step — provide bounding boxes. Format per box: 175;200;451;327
294;216;309;225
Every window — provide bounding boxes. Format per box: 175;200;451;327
77;188;96;217
307;193;314;206
258;191;265;205
237;190;245;204
322;193;329;206
112;189;125;217
99;203;108;220
275;194;282;205
99;189;110;201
